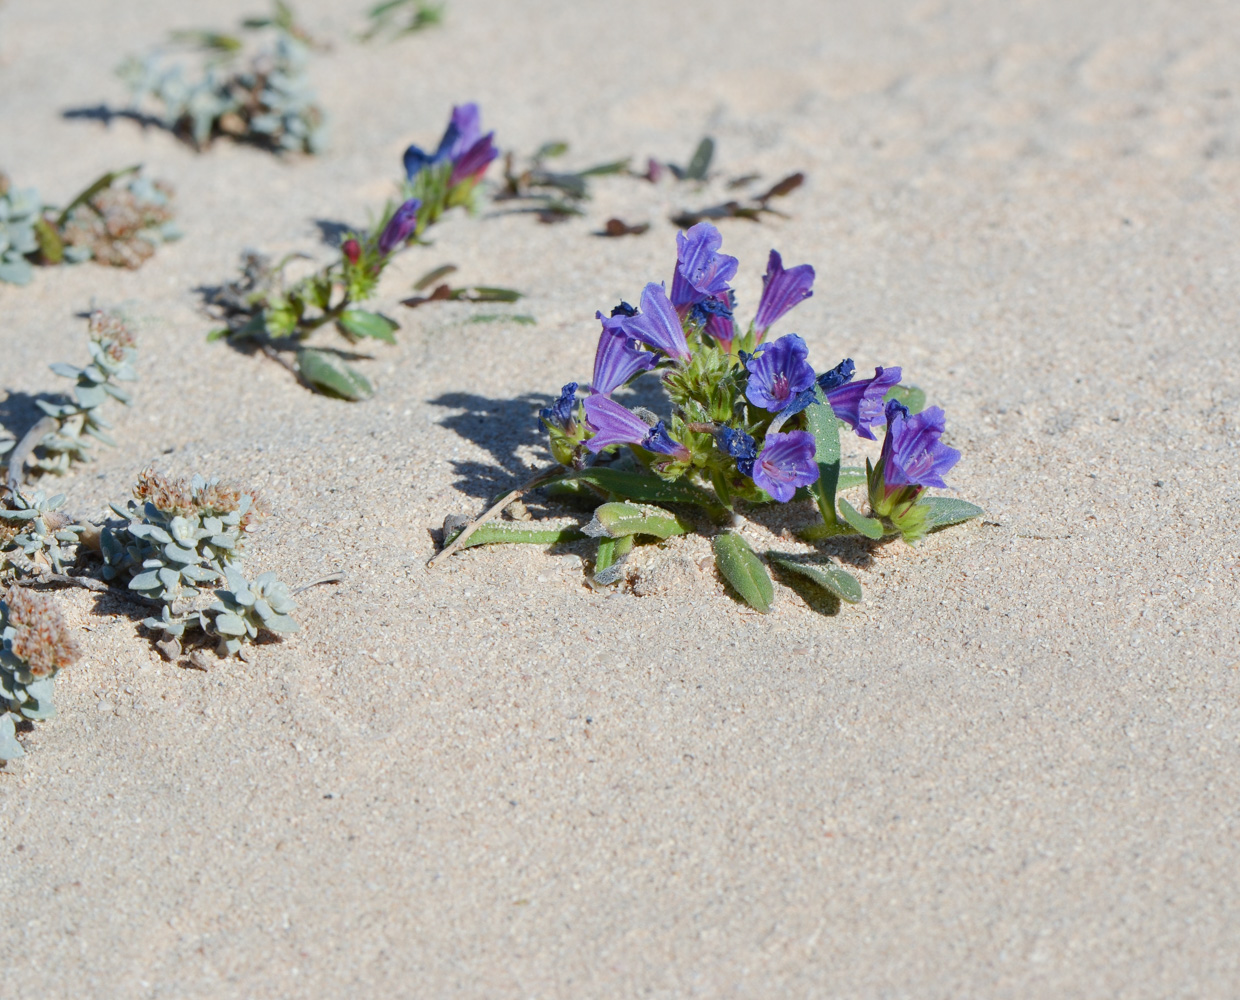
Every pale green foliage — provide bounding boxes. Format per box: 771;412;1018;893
0;491;84;577
0;177;41;285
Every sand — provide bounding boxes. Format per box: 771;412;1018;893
1;0;1238;995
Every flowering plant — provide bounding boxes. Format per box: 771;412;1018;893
432;223;982;611
206;103;497;399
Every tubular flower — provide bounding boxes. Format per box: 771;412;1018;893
621;283;691;361
878;400;960;494
670;222;738;313
751;431;819;502
753;249;815;342
825;365;902;440
590;313;656;395
403;102;498;185
583;396;688;460
377;198;421;256
744;334;817;412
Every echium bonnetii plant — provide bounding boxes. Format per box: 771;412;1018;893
431;222;983;611
1;586;81;761
206;103;498;400
0;168;179;285
1;309;138;494
116;1;326;154
101;468;298;659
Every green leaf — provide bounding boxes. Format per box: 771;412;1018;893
577;159;631;177
837;466;867;490
551;468;725;516
129;570;161;591
919;497;984;531
805;388;841;528
885;384;926;415
296;349;373;400
685;137;715;180
712;532;774;613
213;612;248;636
55;165;140;228
337;309;398;343
582;502;693;540
0;714;24;761
413;263;457;290
593;533;635;585
444;521;585;550
448;286;523;302
767;552;863;603
838;498;884;539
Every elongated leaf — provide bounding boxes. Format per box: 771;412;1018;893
713;532;773;613
885;384;926;415
583;502;693;540
685;137;715;180
805;388;840;528
448;286;522;302
838;498;883;539
767;552;863;603
838;466;866;490
413;263;457;290
919;497;984;531
552;468;724;515
56;165;140;228
444;521;584;550
337;309;398;343
578;159;631;177
296;349;373;400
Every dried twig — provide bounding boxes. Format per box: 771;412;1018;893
427;465;564;568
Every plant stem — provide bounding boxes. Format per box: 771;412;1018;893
3;416;57;495
427;465;565;568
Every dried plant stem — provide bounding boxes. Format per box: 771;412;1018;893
3;416;56;495
292;573;344;595
427;465;564;568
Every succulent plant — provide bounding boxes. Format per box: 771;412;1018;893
102;469;295;659
58;172;180;269
0;586;80;761
30;309;138;478
206;567;298;656
0;491;84;577
117;9;326;154
0;174;42;285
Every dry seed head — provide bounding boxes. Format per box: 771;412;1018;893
88;308;136;357
3;586;81;677
133;467;196;517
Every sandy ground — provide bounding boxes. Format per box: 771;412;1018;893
1;0;1238;995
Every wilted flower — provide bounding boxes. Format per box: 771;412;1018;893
717;425;757;476
539;383;579;433
2;586;81;677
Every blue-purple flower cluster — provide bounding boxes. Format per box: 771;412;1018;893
540;223;964;534
401;103;499;232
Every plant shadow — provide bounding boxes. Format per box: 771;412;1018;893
313;219;355;248
429;391;555;501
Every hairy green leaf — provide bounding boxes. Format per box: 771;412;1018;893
337;309;398;343
296;349;373;401
838;498;884;539
919;497;984;531
767;552;863;603
713;532;773;613
444;521;584;550
582;502;693;540
885;383;927;415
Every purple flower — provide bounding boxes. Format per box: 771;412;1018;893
621;283;691;361
753;250;814;342
583;396;688;460
879;401;960;493
717;426;757;477
670;222;738;312
641;421;690;461
745;334;817;412
751;431;820;502
825;365;902;440
403;103;498;185
377;198;421;255
539;383;578;432
590;313;656;395
817;358;855;392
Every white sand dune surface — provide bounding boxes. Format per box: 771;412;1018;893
1;0;1237;995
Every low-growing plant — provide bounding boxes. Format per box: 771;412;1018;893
205;103;498;399
117;1;326;154
361;0;445;40
0;168;179;285
100;468;298;659
2;309;138;493
431;222;982;611
0;586;80;761
497;141;630;223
